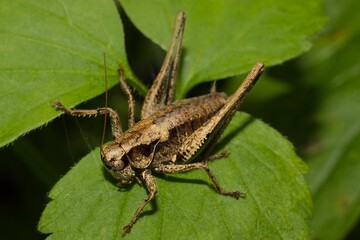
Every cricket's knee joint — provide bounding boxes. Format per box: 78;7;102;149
147;189;157;200
153;189;158;196
201;162;209;169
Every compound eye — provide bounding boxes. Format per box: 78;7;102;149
112;159;125;171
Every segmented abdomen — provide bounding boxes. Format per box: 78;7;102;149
151;92;227;164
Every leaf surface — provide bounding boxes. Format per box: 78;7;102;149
0;0;144;147
121;0;326;98
303;0;360;238
0;0;326;147
39;113;311;239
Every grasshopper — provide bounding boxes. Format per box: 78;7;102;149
54;12;264;234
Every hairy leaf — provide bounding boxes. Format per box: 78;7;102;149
0;0;144;147
39;113;311;239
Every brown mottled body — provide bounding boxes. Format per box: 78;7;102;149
54;11;264;234
127;92;227;165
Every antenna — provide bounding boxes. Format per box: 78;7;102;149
101;53;108;151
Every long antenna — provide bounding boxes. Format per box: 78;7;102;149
101;53;108;150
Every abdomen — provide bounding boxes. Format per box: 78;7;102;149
152;92;227;164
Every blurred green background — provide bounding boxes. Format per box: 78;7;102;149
1;0;359;239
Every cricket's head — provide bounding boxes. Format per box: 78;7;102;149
100;141;135;187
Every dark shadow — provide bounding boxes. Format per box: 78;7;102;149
153;172;217;195
113;0;188;102
346;218;360;240
155;172;209;186
102;165;212;192
101;167;134;191
113;0;165;87
240;59;322;157
185;77;217;98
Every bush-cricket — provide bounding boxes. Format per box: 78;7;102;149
54;11;264;234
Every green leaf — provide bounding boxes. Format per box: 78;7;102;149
38;112;311;239
121;0;326;98
0;0;145;147
302;0;360;238
0;0;326;147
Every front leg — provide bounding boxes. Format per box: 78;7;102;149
123;170;158;234
153;162;245;199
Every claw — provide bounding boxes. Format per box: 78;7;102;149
122;224;132;235
232;191;246;199
53;99;65;111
